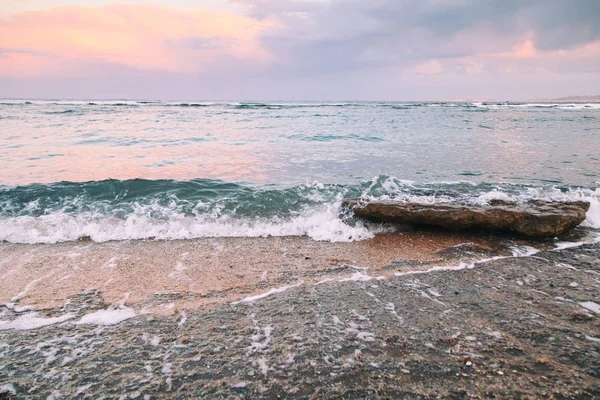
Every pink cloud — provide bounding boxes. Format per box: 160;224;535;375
0;4;274;77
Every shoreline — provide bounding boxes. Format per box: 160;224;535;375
1;231;599;398
1;230;519;311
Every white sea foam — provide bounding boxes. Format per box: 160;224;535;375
232;282;303;304
8;304;36;313
556;103;600;110
472;186;600;229
0;312;74;331
510;245;540;257
390;238;592;288
394;260;482;277
0;178;598;245
74;306;137;326
471;102;600;110
11;273;54;302
339;271;372;282
1;191;596;244
0;100;143;106
582;195;600;228
0;200;382;244
554;241;586;251
473;190;515;205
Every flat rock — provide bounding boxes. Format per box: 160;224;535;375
344;199;590;237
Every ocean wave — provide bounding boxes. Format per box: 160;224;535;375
0;199;385;244
167;103;210;107
43;109;78;115
471;102;600;110
0;100;470;109
0;177;598;244
2;100;600;111
0;100;141;106
285;133;384;142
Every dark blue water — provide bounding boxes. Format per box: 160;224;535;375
1;100;599;243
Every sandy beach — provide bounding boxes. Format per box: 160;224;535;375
1;230;599;398
0;230;510;312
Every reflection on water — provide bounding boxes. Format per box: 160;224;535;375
0;101;599;187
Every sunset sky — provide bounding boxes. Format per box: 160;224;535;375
1;0;599;100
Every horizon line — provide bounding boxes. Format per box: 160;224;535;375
2;97;600;103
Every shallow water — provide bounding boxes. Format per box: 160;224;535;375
1;100;599;243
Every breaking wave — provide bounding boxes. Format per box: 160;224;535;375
2;100;598;110
0;177;598;244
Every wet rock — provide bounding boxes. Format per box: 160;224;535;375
344;199;589;237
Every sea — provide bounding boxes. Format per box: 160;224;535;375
1;100;599;244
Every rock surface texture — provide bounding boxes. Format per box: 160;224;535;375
345;199;590;237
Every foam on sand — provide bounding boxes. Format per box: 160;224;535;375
0;312;74;331
339;271;372;282
394;260;482;278
75;306;137;326
554;241;586;251
510;245;540;257
232;282;304;304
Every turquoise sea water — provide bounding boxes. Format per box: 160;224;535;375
1;100;599;243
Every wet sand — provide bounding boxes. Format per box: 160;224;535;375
0;237;599;399
0;231;509;312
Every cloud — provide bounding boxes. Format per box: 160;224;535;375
176;36;240;50
231;0;600;74
0;4;272;76
405;60;444;76
0;0;599;99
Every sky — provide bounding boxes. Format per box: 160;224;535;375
1;0;599;101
